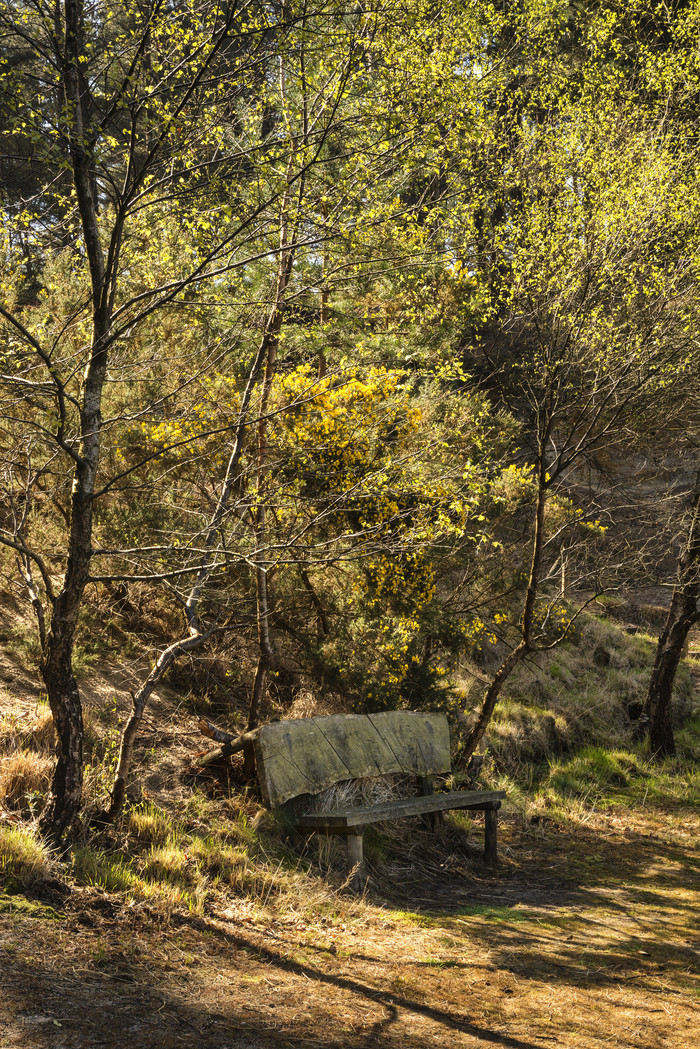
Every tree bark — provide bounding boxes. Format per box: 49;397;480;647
245;507;274;777
196;727;261;768
645;479;700;757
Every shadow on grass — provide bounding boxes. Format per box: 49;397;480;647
1;914;543;1049
2;800;698;1048
367;803;700;1000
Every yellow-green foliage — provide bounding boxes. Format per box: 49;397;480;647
258;365;517;709
274;365;421;493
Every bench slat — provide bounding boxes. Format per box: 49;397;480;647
296;789;505;830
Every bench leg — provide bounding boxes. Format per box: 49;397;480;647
483;802;500;867
346;832;364;892
419;776;442;831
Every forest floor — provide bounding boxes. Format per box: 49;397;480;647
2;800;699;1049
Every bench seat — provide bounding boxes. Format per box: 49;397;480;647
296;789;505;831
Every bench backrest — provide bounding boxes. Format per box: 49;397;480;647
254;711;451;808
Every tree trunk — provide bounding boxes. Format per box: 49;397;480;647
38;623;84;845
40;1;111;843
646;617;685;757
645;480;700;757
244;505;274;779
107;630;211;819
461;453;548;763
461;640;529;761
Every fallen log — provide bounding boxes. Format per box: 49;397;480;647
198;717;239;744
196;725;261;768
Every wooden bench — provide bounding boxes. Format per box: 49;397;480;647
253;710;505;890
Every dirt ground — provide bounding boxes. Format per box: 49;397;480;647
2;803;698;1049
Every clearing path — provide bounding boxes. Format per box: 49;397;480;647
1;805;698;1049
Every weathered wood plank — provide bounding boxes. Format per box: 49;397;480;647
367;711;450;777
254;711;451;808
295;789;506;829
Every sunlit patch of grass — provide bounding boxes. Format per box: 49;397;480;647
450;904;543;923
189;836;252;887
419;956;459;968
141;840;190;885
390;909;435;928
71;845;141;894
547;746;643;798
128;799;280;898
391;904;547;929
135;877;190;914
68;801;351;921
0;824;55;887
128;803;176;845
0;892;62;918
531;737;700;824
625;760;700;808
676;714;700;761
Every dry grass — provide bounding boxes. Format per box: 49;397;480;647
0;708;55;755
0;751;52;815
310;774;416;813
0;700;55;818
